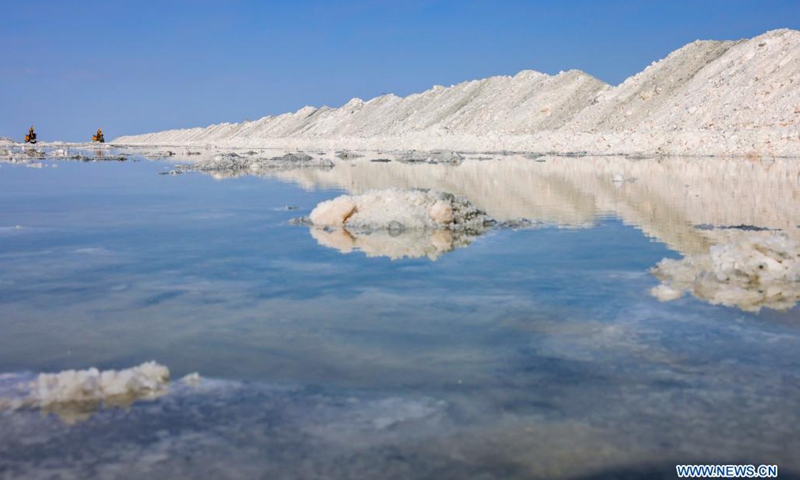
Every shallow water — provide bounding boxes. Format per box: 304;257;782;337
1;150;799;479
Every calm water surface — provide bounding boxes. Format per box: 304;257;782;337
0;151;798;479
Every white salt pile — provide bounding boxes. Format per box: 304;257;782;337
0;362;203;424
114;69;605;146
651;234;800;312
31;361;171;407
113;29;800;156
308;188;492;232
305;189;492;260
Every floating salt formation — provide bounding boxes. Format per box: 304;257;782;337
0;362;203;425
305;189;493;260
309;188;492;232
181;372;202;387
31;361;170;407
651;234;800;312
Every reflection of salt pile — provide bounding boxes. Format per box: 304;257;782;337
307;189;492;260
310;227;476;261
273;155;800;257
651;234;800;312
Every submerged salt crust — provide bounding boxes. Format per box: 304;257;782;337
113;29;800;156
651;233;800;312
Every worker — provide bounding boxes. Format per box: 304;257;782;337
24;126;37;144
92;129;105;143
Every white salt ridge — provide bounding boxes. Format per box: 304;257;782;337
651;234;800;312
114;29;800;156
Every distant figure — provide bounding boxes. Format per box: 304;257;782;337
24;126;37;144
92;129;105;143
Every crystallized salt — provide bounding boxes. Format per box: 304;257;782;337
30;361;170;406
113;29;800;156
308;188;492;232
305;189;492;260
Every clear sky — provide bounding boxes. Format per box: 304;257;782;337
1;0;797;142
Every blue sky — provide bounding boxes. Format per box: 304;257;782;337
0;0;797;142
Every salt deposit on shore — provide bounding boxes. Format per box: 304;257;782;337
651;234;800;312
0;144;129;164
114;29;800;156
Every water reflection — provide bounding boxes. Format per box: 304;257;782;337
2;368;800;480
18;146;800;257
257;153;800;310
310;226;481;260
651;233;800;312
261;154;800;251
1;153;799;478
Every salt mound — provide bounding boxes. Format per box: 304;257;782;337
31;361;170;406
131;69;603;140
569;29;800;155
113;29;800;156
112;68;607;145
651;234;800;312
0;362;204;424
305;189;493;259
308;188;492;232
570;39;739;132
